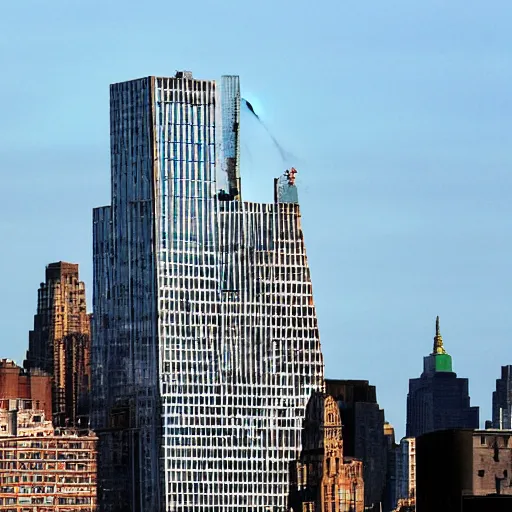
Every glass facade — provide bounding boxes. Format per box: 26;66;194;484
92;72;324;511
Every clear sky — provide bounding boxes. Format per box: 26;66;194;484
1;0;511;439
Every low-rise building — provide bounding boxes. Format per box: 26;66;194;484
0;363;97;511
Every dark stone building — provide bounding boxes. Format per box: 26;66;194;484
492;365;512;429
416;429;512;512
325;379;387;511
382;422;398;512
406;317;479;438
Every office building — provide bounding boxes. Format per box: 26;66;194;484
325;379;387;510
382;422;398;512
406;317;479;438
92;72;325;511
289;392;364;512
24;262;91;428
492;365;512;429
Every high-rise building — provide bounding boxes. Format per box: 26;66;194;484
406;317;479;438
492;365;512;429
395;438;416;508
325;379;387;511
382;422;398;512
24;262;91;428
92;72;325;511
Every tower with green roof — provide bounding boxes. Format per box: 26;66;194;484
406;317;479;438
422;316;453;375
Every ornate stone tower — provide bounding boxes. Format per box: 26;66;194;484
290;392;364;512
24;262;91;428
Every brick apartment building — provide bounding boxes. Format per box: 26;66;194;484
0;360;97;511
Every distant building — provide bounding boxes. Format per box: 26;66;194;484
416;428;512;512
492;365;512;429
406;317;479;438
325;379;387;511
24;262;91;428
0;359;52;422
382;422;398;512
0;384;97;511
0;432;97;511
396;438;416;507
289;392;364;512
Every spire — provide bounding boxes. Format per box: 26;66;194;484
433;315;446;355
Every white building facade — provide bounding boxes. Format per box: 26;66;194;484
92;72;325;512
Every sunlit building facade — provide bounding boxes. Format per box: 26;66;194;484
92;72;324;511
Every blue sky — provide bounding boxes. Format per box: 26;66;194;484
1;0;511;438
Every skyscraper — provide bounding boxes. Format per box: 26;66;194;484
492;365;512;429
406;317;479;438
92;72;325;511
24;262;91;428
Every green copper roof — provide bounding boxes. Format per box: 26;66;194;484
433;353;453;372
422;317;453;375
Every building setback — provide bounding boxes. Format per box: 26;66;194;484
382;422;398;512
406;317;479;438
325;379;387;511
289;392;364;512
24;262;91;428
92;72;325;511
492;365;512;429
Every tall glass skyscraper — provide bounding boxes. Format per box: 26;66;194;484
92;71;325;512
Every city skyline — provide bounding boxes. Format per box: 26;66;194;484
2;0;512;441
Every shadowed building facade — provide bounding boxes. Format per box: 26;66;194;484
416;429;512;512
24;262;91;428
406;317;479;438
